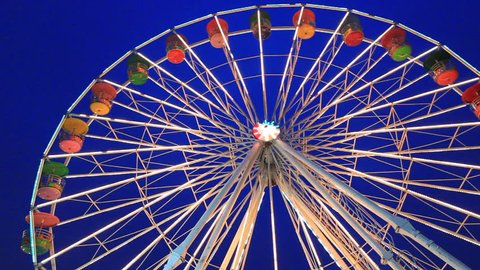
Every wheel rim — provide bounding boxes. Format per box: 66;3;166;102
28;4;480;270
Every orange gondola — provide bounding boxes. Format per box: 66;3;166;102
292;9;316;39
206;18;229;48
90;82;117;115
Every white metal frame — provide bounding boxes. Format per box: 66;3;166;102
28;3;479;270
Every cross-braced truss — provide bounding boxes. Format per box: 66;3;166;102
29;4;479;270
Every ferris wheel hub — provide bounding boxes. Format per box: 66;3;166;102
252;121;280;142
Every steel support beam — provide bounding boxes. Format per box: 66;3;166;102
163;142;261;270
273;141;402;269
273;139;471;270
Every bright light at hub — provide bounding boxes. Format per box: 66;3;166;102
252;120;280;142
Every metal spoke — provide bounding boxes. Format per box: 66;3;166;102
29;4;479;270
274;139;471;269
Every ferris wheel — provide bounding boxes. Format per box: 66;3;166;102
23;3;480;270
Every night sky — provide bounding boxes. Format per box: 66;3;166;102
2;0;480;269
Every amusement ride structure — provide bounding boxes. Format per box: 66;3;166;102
23;4;480;270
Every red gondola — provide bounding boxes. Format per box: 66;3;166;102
340;14;364;47
462;83;480;117
166;34;188;64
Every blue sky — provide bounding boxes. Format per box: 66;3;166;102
2;0;480;269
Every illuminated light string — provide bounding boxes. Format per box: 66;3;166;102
25;3;480;270
252;120;281;142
